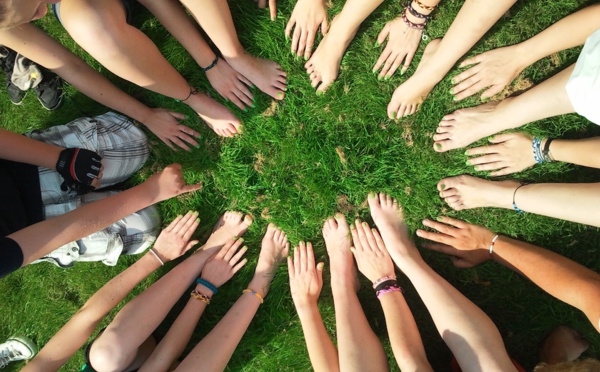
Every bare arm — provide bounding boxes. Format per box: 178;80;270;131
9;163;200;266
0;129;61;170
289;243;340;372
418;217;600;332
549;137;600;169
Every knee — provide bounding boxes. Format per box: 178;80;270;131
122;205;162;255
88;337;133;372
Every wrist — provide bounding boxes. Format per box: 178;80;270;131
512;42;537;71
294;300;320;316
195;283;214;297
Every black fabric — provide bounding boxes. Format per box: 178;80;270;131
0;237;24;279
0;159;43;237
56;148;102;195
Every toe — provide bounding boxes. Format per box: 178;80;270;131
243;214;253;226
265;223;277;238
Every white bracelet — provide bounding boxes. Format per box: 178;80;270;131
489;234;499;255
149;248;164;266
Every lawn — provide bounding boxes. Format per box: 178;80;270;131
1;0;599;370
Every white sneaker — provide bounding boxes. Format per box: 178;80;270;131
0;336;37;368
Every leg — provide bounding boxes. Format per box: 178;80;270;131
434;64;576;152
437;175;600;227
368;194;516;372
387;0;516;118
30;112;149;206
58;0;241;137
175;223;289;371
304;0;384;94
322;215;389;372
180;0;287;100
89;212;253;371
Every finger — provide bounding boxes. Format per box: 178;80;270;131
182;213;200;240
258;0;266;8
355;221;372;252
165;214;184;232
421;242;460;257
320;18;329;35
229;93;247;110
162;137;177;151
287;256;295;280
415;228;451;245
293;245;300;276
375;48;393;77
489;167;514;177
361;224;379;252
179;125;201;139
230;245;248;265
168;111;187;120
467;154;500;166
371;228;388;254
376;24;390;46
184;240;199;253
489;133;519;144
473;161;503;172
421;218;456;236
291;25;301;55
386;53;404;78
452;257;476;269
299;241;307;273
452;74;482;96
235;80;254;101
178;183;203;195
306;242;315;270
379;52;398;79
177;131;199;148
350;222;362;251
224;238;244;261
466;144;497;156
297;30;308;58
171;136;191;151
452;65;480;86
316;262;324;284
480;84;504;99
304;30;316;60
232;257;248;273
172;211;195;234
285;17;296;39
455;80;489;101
269;0;276;21
435;216;467;229
458;55;483;68
216;238;235;259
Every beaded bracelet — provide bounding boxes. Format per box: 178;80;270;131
406;1;430;20
376;283;403;299
413;0;436;11
196;278;218;295
243;289;264;304
512;183;527;213
401;7;427;30
191;290;211;304
532;137;545;164
372;275;397;289
201;56;219;73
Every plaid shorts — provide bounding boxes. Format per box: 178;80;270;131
27;112;161;268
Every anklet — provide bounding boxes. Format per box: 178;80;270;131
532;137;545;164
372;275;397;289
489;234;499;255
413;0;436;11
149;248;164;266
201;55;219;73
196;278;218;295
243;289;264;304
512;183;527;213
191;290;211;304
176;86;199;103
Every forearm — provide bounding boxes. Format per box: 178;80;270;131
141;295;207;372
379;292;431;372
515;4;600;67
399;258;516;371
549;137;600;169
296;303;340;372
492;236;600;331
0;129;61;169
331;0;385;38
23;253;161;372
10;182;160;265
514;182;600;227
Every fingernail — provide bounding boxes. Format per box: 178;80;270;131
243;108;248;112
196;218;200;223
400;69;406;76
464;150;469;155
448;89;453;94
372;68;377;74
317;91;323;96
453;96;458;101
371;228;377;233
416;230;423;237
377;75;383;81
362;222;368;227
238;237;244;243
482;97;488;102
233;236;238;241
384;76;390;81
251;103;255;108
195;143;202;149
375;40;379;47
317;262;324;269
242;245;248;250
436;143;442;150
177;215;183;219
285;34;289;41
304;55;308;61
465;160;470;166
436;216;443;221
488;136;494;141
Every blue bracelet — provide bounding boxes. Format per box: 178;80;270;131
196;278;218;294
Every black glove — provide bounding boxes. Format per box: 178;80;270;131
55;148;102;195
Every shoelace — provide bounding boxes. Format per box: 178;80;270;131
0;345;21;366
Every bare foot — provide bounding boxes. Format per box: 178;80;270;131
367;193;419;264
187;93;242;137
387;38;441;119
226;53;287;101
433;99;514;152
539;326;589;365
304;16;356;94
322;214;359;292
205;58;254;109
248;223;290;297
202;211;253;255
437;175;520;211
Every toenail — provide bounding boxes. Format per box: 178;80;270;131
278;92;284;99
350;223;355;229
317;91;323;96
465;160;470;166
390;112;396;119
375;40;379;47
435;143;442;150
464;150;469;155
369;192;376;198
440;184;446;190
448;89;453;94
196;218;200;223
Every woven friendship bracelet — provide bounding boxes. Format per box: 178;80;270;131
201;55;219;72
372;275;397;289
243;289;264;304
190;290;211;304
413;0;436;11
406;1;430;20
374;279;398;292
196;278;218;295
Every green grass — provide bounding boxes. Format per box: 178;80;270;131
1;0;599;370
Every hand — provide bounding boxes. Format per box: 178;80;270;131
56;148;104;194
285;0;328;60
452;45;527;101
466;133;536;176
200;237;248;288
142;108;201;151
152;211;200;262
416;217;496;268
288;241;324;308
257;0;277;21
205;58;254;110
373;17;421;79
350;220;395;283
143;163;202;203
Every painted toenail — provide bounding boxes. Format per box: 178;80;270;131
464;150;469;155
375;40;379;47
317;91;323;96
369;192;376;198
453;96;458;101
278;92;284;99
440;184;446;190
487;136;494;141
390;112;396;119
465;160;470;166
435;143;442;150
350;223;355;229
